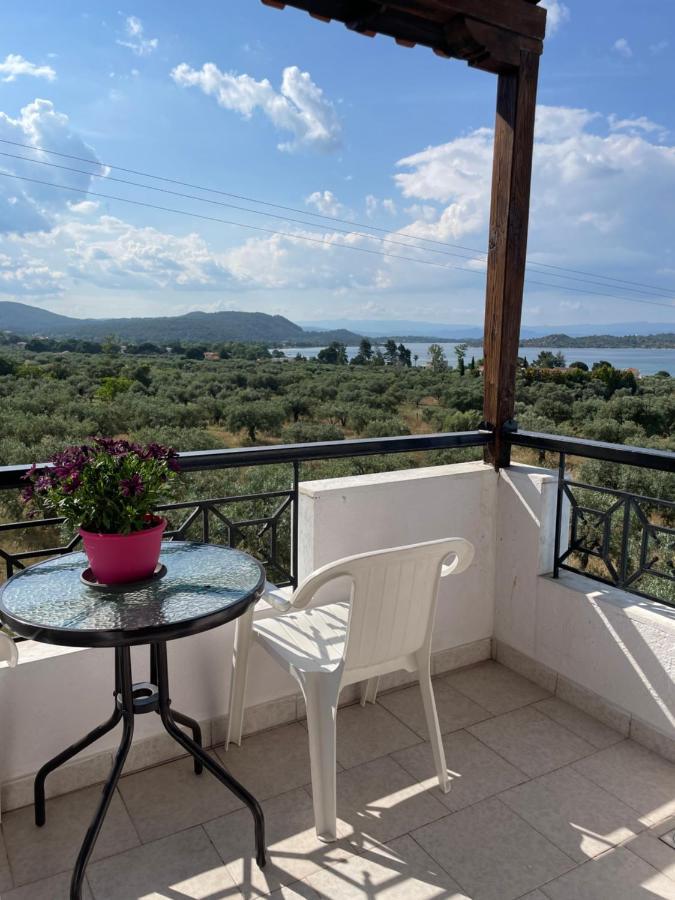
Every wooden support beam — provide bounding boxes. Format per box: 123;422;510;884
482;49;539;468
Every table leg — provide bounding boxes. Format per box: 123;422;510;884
35;649;123;827
70;646;135;900
153;641;267;869
150;642;203;774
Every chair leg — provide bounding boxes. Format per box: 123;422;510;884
360;676;379;707
416;650;449;794
302;674;340;842
226;606;254;749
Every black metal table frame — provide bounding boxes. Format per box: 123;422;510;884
34;639;266;899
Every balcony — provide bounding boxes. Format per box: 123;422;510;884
0;431;674;898
2;659;675;899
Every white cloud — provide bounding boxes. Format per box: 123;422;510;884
67;200;100;215
117;16;158;57
650;40;669;56
393;104;675;277
540;1;570;37
0;98;105;235
0;54;55;83
365;196;397;217
305;190;344;217
609;114;668;142
47;216;235;290
171;63;342;153
613;38;633;58
0;251;64;296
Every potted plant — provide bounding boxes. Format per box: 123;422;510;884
21;438;180;585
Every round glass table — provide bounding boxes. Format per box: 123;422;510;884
0;541;267;899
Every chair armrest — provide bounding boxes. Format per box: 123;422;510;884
259;582;293;613
440;538;475;577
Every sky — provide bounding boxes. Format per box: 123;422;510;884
0;0;674;328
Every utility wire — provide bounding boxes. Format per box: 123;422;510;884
1;136;673;300
0;149;487;266
1;169;673;312
1;148;672;302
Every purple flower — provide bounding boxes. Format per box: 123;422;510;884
120;473;144;497
21;463;39;482
62;473;81;495
20;484;34;503
34;475;53;493
94;438;131;457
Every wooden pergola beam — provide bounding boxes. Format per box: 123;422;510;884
261;0;545;468
482;50;539;467
261;0;545;72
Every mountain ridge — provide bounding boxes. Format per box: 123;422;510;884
0;302;360;345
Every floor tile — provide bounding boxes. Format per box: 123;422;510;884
0;831;12;893
0;871;93;899
469;706;595;777
118;751;243;842
205;787;354;896
216;723;323;802
280;834;470;899
334;755;449;844
651;816;675;837
1;785;139;887
87;825;238;900
573;740;675;826
392;728;526;812
540;846;675;899
379;679;491;739
333;703;421;770
499;766;644;862
533;698;625;750
445;661;550;714
412;797;574;900
625;831;675;882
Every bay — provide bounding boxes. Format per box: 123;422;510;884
280;343;674;375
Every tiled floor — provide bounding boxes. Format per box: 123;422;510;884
2;660;674;899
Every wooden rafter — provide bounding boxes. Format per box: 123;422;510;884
261;0;545;73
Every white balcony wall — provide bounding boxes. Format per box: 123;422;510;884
495;464;675;744
297;461;497;653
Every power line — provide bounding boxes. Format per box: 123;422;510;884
0;149;486;266
2;169;674;312
2;148;673;303
1;136;673;300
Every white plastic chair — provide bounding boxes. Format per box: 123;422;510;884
0;631;18;822
226;537;474;841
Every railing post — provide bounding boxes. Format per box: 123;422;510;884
618;498;632;589
291;462;300;589
553;452;566;579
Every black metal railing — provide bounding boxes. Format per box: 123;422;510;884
0;428;673;617
0;431;489;595
511;431;675;606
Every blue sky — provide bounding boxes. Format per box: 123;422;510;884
0;0;673;328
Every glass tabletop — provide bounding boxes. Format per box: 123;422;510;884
0;542;266;647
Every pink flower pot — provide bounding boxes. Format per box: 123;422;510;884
79;517;166;585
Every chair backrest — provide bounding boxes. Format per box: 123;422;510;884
292;537;474;673
0;632;18;668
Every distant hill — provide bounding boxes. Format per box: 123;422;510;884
0;301;77;335
300;318;675;340
521;333;675;349
0;302;361;346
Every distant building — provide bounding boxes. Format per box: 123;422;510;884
204;351;220;361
